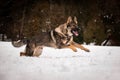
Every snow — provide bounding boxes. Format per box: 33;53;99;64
0;41;120;80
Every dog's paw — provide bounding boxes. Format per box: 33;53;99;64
85;48;90;52
20;52;26;56
73;49;77;52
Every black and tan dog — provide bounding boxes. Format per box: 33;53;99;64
54;16;90;52
12;16;90;57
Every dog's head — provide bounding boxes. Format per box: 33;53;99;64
66;16;80;36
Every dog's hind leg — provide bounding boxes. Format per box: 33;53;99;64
33;46;43;57
72;41;90;52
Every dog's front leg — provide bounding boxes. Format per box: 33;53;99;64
67;44;77;52
72;41;90;52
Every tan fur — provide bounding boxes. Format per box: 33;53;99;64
55;23;67;37
55;16;90;52
20;52;26;56
33;46;43;57
55;16;73;37
71;41;90;52
74;16;78;24
20;16;90;57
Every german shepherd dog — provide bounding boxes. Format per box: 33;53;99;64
12;16;90;57
54;16;90;52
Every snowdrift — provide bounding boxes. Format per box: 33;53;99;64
0;41;120;80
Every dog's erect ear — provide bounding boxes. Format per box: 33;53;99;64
67;16;72;24
74;16;78;24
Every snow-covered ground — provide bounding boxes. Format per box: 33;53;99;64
0;41;120;80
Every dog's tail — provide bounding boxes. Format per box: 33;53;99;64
11;38;27;47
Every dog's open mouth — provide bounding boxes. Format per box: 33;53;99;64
72;30;79;36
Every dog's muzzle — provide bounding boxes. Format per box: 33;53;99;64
71;27;80;36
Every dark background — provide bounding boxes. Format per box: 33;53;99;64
0;0;120;45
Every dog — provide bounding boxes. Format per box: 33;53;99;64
54;16;90;52
12;16;90;57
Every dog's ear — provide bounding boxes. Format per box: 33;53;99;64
67;16;72;24
74;16;78;24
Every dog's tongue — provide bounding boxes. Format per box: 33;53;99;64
73;31;79;36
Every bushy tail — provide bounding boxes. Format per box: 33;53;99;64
11;39;26;47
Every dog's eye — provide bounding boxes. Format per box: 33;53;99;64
67;25;70;28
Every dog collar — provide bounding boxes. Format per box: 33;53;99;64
50;30;56;44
